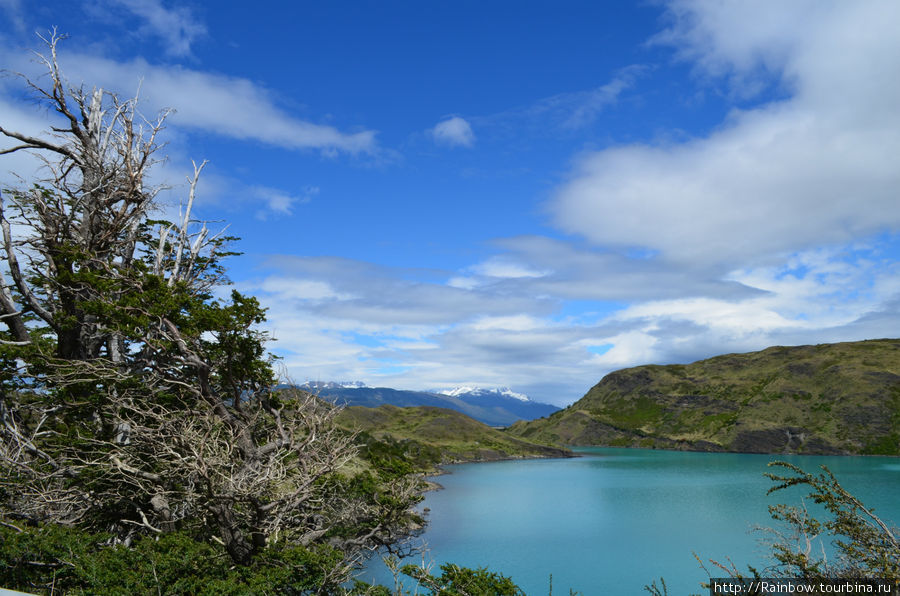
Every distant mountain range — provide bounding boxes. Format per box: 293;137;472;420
437;386;530;402
300;382;559;426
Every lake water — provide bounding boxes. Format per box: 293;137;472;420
356;448;900;595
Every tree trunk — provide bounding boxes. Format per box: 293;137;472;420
212;504;256;565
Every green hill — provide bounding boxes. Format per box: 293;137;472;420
507;339;900;455
338;404;572;468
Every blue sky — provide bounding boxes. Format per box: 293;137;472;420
1;0;899;405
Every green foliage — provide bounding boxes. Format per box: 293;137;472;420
0;523;348;595
861;433;900;455
763;461;900;581
400;562;525;596
644;577;671;596
358;432;435;477
609;396;664;429
1;521;540;595
324;470;425;545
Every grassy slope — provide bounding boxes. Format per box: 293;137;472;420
337;404;572;468
508;339;900;455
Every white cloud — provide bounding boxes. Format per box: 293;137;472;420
253;255;554;325
446;276;480;290
650;1;810;97
485;235;760;302
173;2;900;405
244;230;900;406
591;240;900;366
257;190;294;216
109;0;206;57
2;47;377;155
0;97;52;182
551;1;900;268
251;185;318;220
256;278;352;301
616;297;798;334
474;65;646;137
469;257;550;279
530;65;647;130
243;257;604;402
431;116;475;148
586;330;660;370
561;67;646;129
6;2;895;406
126;161;318;225
470;315;545;332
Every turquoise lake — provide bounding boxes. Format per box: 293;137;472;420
356;448;900;595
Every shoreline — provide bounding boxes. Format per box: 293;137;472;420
419;449;580;491
422;443;900;491
560;442;900;458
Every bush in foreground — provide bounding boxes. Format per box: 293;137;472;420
647;460;900;595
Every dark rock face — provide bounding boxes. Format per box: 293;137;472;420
863;371;900;384
560;413;632;446
730;427;800;453
787;362;816;376
596;368;657;394
841;406;890;430
689;440;727;452
729;426;843;454
670;393;737;411
801;437;846;455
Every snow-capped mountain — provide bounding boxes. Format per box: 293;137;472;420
301;381;368;390
433;386;558;422
299;382;559;426
438;386;531;402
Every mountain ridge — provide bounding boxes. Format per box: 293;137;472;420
299;383;559;426
508;339;900;455
437;386;531;402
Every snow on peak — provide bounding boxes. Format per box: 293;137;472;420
439;385;478;397
339;381;369;389
438;386;531;402
302;380;368;390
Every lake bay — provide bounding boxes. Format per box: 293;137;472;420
358;448;900;595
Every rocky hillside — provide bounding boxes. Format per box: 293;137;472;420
507;339;900;455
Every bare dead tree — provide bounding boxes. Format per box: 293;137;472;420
0;32;424;588
0;29;172;359
2;375;358;559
